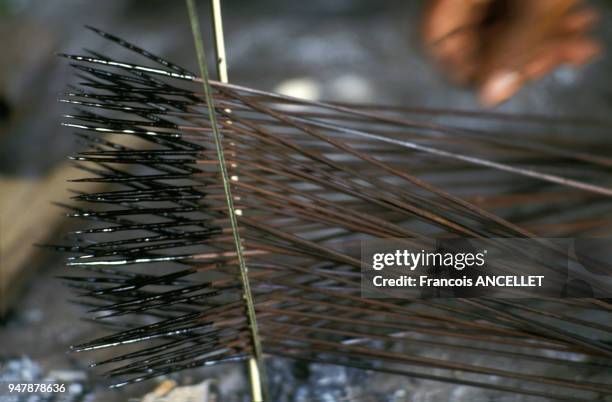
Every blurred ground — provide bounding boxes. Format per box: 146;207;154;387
1;0;611;401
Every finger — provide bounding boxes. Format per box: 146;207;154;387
421;0;490;46
559;37;602;65
478;70;524;107
478;36;601;107
421;0;491;82
524;37;600;76
558;7;599;34
523;46;562;80
431;28;480;84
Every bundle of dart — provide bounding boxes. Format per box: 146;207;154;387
54;24;612;401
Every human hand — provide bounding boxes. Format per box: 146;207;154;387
421;0;601;106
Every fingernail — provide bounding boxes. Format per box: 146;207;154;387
480;70;522;107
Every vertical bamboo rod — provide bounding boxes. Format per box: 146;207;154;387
211;0;229;83
207;1;264;401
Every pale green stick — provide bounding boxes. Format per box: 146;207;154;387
186;1;266;400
